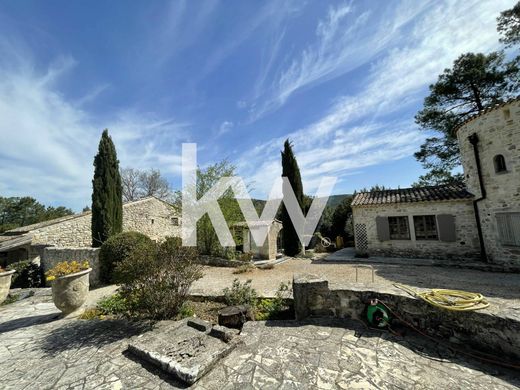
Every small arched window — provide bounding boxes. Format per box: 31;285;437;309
494;154;507;173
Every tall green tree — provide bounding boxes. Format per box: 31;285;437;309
498;1;520;47
414;51;518;185
330;197;352;240
0;196;73;233
281;139;304;256
91;129;123;247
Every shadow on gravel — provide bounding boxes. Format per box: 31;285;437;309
0;313;61;333
41;319;153;355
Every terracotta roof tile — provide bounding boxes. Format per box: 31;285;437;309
351;184;474;206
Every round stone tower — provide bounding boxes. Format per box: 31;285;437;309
455;97;520;266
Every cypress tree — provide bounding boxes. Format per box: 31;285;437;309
91;129;123;247
281;139;304;256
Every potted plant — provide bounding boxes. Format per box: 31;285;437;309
45;261;91;316
0;266;16;304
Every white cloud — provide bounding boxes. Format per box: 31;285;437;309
216;121;234;136
0;44;186;210
249;0;433;120
238;0;511;196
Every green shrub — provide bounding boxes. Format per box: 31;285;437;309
115;236;203;319
7;261;43;288
176;302;195;319
98;231;155;284
96;293;130;315
255;282;291;320
1;293;20;306
239;252;254;262
222;279;257;307
79;308;103;320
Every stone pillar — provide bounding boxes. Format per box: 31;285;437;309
293;274;329;321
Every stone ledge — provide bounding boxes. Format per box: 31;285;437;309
293;274;520;361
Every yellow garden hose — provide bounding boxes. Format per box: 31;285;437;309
393;283;489;311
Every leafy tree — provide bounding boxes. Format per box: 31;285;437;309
0;196;73;233
414;52;518;185
174;160;245;256
357;184;388;192
412;170;464;188
281;139;304;256
121;167;172;201
317;205;334;239
330;197;352;240
91;129;123;247
498;1;520;47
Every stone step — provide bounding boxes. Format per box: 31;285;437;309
127;319;241;385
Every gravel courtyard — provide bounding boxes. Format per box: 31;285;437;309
191;258;520;302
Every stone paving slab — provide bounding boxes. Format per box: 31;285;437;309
128;319;241;385
1;289;519;389
197;319;520;389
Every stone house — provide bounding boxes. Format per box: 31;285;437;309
352;185;480;260
233;220;283;260
0;196;181;267
352;97;520;266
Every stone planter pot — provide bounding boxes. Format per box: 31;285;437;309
51;268;91;315
0;269;16;304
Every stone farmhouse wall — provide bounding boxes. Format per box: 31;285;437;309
352;200;480;260
293;274;520;361
457;100;520;265
42;247;100;286
31;197;181;248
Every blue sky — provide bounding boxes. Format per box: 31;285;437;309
0;0;514;211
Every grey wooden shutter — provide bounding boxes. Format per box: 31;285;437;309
376;216;390;241
437;214;456;242
496;213;520;246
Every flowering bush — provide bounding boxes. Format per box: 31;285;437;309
45;261;89;282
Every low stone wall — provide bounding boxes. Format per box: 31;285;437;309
293;274;520;361
197;256;247;268
42;247;100;286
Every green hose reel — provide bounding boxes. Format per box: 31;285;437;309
366;299;391;328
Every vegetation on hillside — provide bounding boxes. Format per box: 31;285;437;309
0;196;73;233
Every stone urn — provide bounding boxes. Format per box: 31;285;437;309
0;269;16;304
51;268;91;315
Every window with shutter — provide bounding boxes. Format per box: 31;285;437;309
496;213;520;247
413;215;438;240
388;216;410;240
437;214;456;242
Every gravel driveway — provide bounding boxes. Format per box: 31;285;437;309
190;258;520;302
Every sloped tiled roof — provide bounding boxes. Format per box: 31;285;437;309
452;96;520;134
351;184;474;207
0;234;32;251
